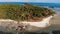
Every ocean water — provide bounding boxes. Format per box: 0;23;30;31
0;2;60;8
0;2;60;14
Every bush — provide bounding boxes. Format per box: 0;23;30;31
0;4;55;21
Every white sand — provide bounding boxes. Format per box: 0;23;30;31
21;16;53;27
0;15;53;31
0;16;53;27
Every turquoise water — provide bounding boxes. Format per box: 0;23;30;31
0;2;60;7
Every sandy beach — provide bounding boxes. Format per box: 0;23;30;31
0;12;59;32
35;13;60;32
49;13;60;30
50;13;60;25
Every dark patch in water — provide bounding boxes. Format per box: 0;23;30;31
0;31;13;34
52;30;60;34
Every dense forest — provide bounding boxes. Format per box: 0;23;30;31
0;3;55;21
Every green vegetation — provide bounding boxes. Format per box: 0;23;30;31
0;4;55;21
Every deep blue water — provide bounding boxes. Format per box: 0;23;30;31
0;2;60;7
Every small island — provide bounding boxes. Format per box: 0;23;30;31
0;3;55;32
0;3;55;21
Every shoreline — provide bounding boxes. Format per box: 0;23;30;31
21;16;53;27
0;15;53;27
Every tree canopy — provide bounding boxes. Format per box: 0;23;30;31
0;4;55;21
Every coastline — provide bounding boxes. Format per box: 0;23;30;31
0;13;59;32
0;15;53;32
0;15;53;27
21;16;53;27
